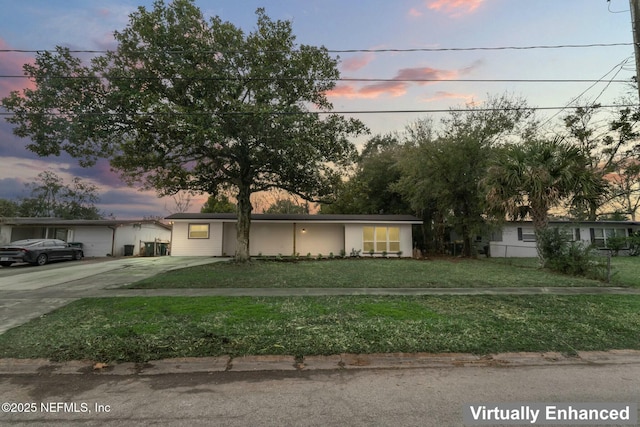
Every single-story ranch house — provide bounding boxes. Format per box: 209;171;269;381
488;220;640;257
0;218;172;257
166;213;422;257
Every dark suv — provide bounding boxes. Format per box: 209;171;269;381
0;239;83;267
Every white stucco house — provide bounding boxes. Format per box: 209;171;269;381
488;220;640;257
166;213;421;257
0;218;172;257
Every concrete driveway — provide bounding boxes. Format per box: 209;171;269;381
0;256;225;334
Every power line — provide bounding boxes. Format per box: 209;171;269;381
0;42;633;55
535;57;635;131
0;75;632;84
0;103;636;117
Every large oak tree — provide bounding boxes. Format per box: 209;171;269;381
2;0;366;261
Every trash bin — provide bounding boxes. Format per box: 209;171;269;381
144;242;155;256
124;244;134;256
159;243;168;256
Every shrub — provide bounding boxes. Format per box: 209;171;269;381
606;236;628;256
537;227;606;281
628;232;640;256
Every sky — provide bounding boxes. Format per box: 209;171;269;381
0;0;636;218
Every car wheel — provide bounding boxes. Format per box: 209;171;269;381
0;262;12;267
35;254;48;266
74;251;83;260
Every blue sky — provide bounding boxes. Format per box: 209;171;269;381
0;0;636;218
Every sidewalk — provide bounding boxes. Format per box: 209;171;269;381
5;286;640;299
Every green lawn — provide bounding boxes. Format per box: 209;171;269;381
2;257;638;363
124;257;620;289
1;295;639;362
607;256;640;287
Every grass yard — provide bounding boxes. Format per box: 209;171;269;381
1;295;639;363
607;256;640;287
124;257;619;289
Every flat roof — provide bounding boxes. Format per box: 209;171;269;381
165;213;422;223
0;218;172;230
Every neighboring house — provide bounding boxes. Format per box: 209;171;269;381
0;218;172;257
166;213;422;257
488;220;640;257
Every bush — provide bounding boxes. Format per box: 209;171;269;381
627;232;640;256
606;236;627;256
537;227;606;281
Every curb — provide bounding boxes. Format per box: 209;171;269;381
1;350;639;375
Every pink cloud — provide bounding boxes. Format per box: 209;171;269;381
359;81;409;98
395;67;458;84
422;91;475;103
426;0;485;16
328;64;476;99
341;53;375;72
0;39;36;98
408;8;423;17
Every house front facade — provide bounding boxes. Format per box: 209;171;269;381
166;213;421;257
0;218;172;257
488;220;640;257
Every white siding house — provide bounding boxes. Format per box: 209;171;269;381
488;221;640;257
0;218;172;257
166;214;421;257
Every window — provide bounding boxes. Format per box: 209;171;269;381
590;228;626;248
188;224;210;239
363;226;400;253
517;227;536;242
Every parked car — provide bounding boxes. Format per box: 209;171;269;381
0;239;83;267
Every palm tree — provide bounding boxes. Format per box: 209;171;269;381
485;137;599;251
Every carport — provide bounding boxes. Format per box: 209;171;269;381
0;218;172;257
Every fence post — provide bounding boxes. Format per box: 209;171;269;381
606;249;612;284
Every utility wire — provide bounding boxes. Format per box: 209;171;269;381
0;103;635;117
535;57;634;131
0;75;632;84
0;42;633;55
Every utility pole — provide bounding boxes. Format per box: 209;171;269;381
629;0;640;100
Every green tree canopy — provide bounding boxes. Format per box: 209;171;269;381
200;194;236;213
1;1;366;261
264;198;308;214
484;137;598;249
18;171;103;219
321;134;411;215
395;96;536;256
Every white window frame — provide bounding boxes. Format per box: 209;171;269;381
591;228;626;248
363;226;400;253
188;223;210;239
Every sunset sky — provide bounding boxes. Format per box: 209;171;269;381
0;0;636;218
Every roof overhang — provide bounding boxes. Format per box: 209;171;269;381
165;213;422;225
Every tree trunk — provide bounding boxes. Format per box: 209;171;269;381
235;184;252;262
461;223;472;258
531;201;549;265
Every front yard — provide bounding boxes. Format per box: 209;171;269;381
124;257;635;289
0;257;638;363
0;295;639;362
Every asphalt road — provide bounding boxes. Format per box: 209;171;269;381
1;257;639;426
1;363;638;426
